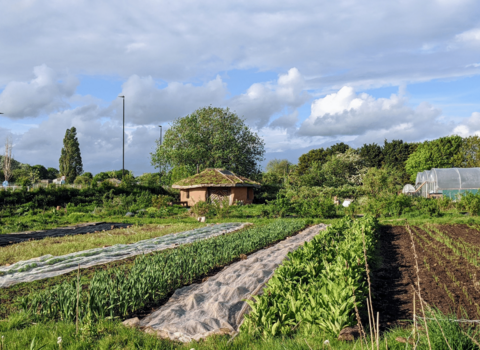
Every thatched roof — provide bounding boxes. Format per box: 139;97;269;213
172;168;261;189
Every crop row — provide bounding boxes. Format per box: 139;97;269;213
241;215;378;337
423;225;479;267
411;226;480;318
20;219;308;322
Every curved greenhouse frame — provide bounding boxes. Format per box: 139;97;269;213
415;168;480;198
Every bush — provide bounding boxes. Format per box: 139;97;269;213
74;175;92;185
458;191;480;216
190;201;213;217
152;195;174;208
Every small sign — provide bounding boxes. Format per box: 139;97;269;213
2;181;8;187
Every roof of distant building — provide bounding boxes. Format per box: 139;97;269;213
172;168;261;189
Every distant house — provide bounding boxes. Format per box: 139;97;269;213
52;176;66;185
172;168;261;206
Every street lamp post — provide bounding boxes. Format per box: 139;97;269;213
118;96;125;179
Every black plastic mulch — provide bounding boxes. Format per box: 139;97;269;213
0;222;132;247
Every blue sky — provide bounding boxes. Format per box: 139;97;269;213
1;0;480;175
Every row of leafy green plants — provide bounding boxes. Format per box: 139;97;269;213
19;219;309;322
241;215;378;337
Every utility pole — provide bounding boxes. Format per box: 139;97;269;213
118;96;125;179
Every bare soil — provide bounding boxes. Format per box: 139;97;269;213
372;224;480;330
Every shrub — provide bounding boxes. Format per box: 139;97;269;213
190;200;213;217
458;191;480;216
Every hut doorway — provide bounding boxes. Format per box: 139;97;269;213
208;188;232;205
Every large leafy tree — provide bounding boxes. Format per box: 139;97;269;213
59;127;83;183
358;143;384;168
296;142;350;175
151;107;265;178
405;135;463;182
383;139;415;169
456;135;480;167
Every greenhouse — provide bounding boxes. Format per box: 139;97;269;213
414;168;480;198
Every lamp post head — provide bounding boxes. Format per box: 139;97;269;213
118;95;124;99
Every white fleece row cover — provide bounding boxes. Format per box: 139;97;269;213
140;224;326;343
0;222;248;288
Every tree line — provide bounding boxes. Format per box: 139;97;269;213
3;106;479;191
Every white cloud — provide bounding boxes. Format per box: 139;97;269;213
456;28;480;43
228;68;309;127
119;74;227;124
453;112;480;137
298;86;454;144
0;65;78;119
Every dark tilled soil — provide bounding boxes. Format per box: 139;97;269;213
372;224;480;329
0;222;132;247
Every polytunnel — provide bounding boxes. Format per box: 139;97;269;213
415;168;480;198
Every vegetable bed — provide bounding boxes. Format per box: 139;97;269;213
242;215;378;338
0;222;246;287
21;219;310;323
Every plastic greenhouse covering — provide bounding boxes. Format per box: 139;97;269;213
415;168;480;197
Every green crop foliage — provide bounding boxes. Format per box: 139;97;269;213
241;215;378;338
21;219;308;322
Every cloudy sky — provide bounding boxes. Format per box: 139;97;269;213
1;0;480;175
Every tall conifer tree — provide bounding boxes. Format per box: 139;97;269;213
59;127;83;183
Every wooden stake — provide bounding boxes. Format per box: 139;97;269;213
413;291;416;341
376;312;380;350
76;264;80;335
367;299;374;350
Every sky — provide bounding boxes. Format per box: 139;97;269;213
1;0;480;175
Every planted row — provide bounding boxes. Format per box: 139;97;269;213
241;215;378;337
21;219;308;322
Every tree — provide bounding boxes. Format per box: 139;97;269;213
296;142;350;175
456;135;480;167
358;143;383;168
46;167;60;179
151;107;265;178
297;149;366;188
31;165;49;179
266;159;293;176
405;135;463;182
3;137;13;182
59;127;83;183
383;139;415;169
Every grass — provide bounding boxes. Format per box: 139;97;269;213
0;222;205;266
0;313;474;349
379;212;480;226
